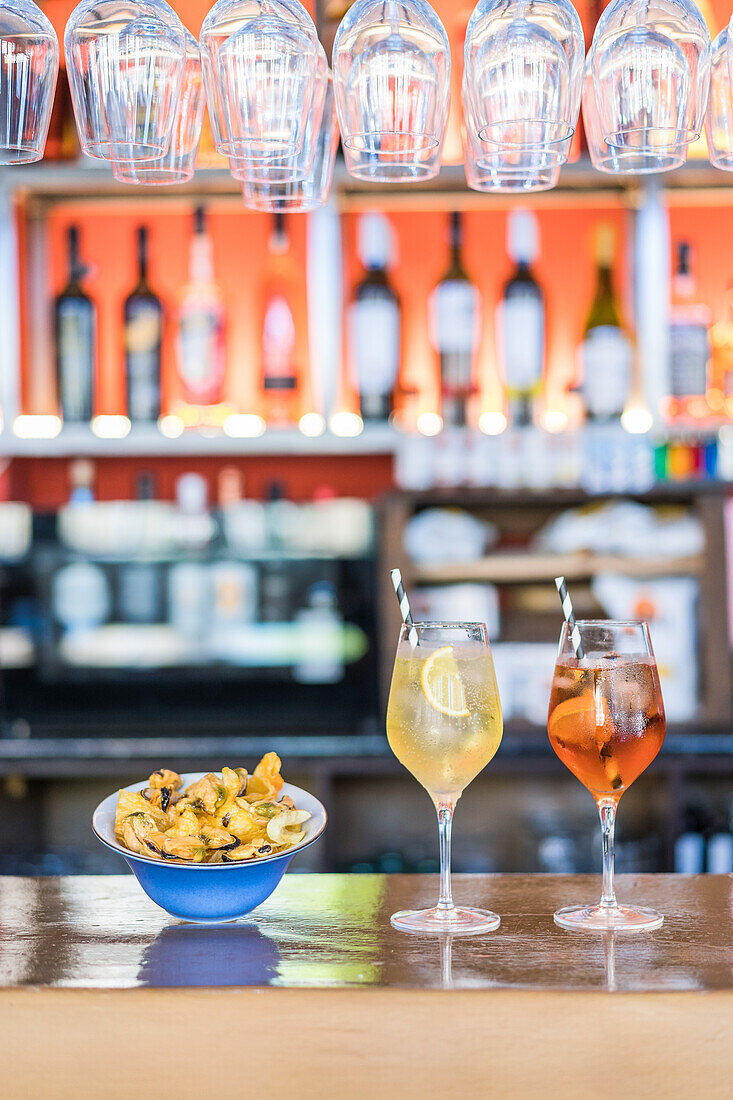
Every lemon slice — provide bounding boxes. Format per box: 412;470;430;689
421;646;470;718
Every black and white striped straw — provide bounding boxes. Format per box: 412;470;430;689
391;568;418;646
555;576;585;659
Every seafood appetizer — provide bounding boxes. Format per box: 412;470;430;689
114;754;311;864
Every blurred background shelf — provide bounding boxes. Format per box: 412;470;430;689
0;422;399;458
412;551;704;585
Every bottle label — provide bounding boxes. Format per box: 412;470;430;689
499;295;544;394
670;324;710;397
57;301;95;421
581;325;632;418
349;298;400;396
125;303;161;421
263;295;297;390
177;306;226;403
429;280;480;355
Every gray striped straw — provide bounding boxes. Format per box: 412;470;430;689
555;576;585;659
391;568;418;646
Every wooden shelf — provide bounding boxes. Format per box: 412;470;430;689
4;155;733;209
411;550;705;585
0;422;399;458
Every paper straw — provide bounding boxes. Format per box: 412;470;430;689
555;576;585;659
390;568;418;646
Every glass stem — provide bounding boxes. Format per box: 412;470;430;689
436;800;455;911
598;799;618;910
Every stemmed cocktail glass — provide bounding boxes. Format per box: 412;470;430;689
386;621;503;935
548;619;666;931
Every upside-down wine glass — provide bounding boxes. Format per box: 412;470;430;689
591;0;710;160
386;621;503;934
200;0;319;160
583;48;686;173
242;75;338;211
0;0;59;164
333;0;450;182
65;0;186;162
112;28;204;184
229;44;327;184
463;0;584;173
548;620;666;931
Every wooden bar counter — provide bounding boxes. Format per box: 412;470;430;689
2;873;732;1098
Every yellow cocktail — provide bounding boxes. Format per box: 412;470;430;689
386;622;503;935
387;645;502;801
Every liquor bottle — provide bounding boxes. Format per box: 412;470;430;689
668;241;711;418
349;213;401;422
497;211;544;426
261;213;301;425
176;206;226;405
580;224;633;421
55;225;95;423
429;211;480;427
124;226;163;423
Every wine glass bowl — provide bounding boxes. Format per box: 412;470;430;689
112;28;204;184
229;44;327;184
548;620;666;932
463;0;583;170
591;0;711;157
0;0;59;164
583;49;686;173
333;0;450;182
200;0;319;160
705;27;733;171
65;0;186;162
242;75;338;210
462;79;563;191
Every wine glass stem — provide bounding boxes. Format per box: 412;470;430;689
598;799;618;909
436;800;455;911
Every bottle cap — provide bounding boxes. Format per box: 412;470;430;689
357;213;395;269
507;210;539;264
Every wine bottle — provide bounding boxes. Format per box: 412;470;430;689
668;241;711;417
429;211;480;428
124;225;163;423
349;213;401;422
261;213;300;425
497;211;544;426
580;224;632;421
176;206;226;405
55;225;95;423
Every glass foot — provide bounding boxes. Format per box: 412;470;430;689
554;903;664;932
391;906;500;935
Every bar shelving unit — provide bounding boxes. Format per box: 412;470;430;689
0;154;732;875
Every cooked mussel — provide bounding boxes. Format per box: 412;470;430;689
148;769;182;791
198;825;240;851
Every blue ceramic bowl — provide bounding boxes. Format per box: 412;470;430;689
92;773;327;923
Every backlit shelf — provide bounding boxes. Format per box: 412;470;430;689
411;551;705;585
